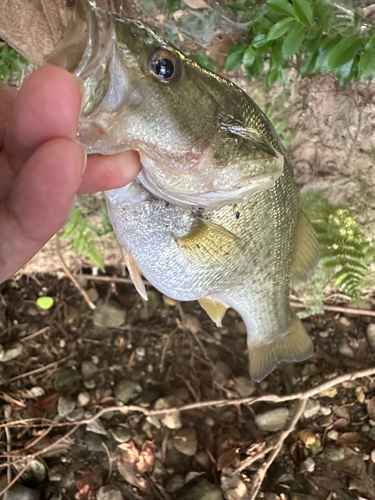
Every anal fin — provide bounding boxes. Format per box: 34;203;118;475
198;298;228;327
290;209;320;282
248;314;314;382
121;247;148;301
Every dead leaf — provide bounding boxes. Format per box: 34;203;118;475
118;441;139;464
182;0;211;9
75;465;102;500
298;429;317;447
137;441;157;473
117;461;146;489
28;435;74;457
366;395;375;419
289;440;305;466
333;418;349;428
336;432;375;454
0;392;26;408
217;448;240;470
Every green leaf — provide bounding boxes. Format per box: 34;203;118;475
266;67;279;86
190;54;217;72
224;43;246;72
328;34;363;69
252;34;268;48
293;0;313;26
267;17;295;41
358;35;375;80
300;34;322;75
282;22;306;59
243;46;256;69
335;58;356;87
270;40;285;69
314;34;341;72
267;0;296;17
37;296;54;310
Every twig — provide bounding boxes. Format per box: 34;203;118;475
0;355;70;386
85;275;152;286
290;301;375;318
20;326;50;343
55;236;96;310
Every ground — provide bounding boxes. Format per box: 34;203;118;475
1;272;375;500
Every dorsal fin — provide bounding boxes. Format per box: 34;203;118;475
121;247;147;301
290;209;320;282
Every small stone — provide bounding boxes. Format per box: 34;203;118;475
324;444;345;461
327;430;339;441
28;459;46;482
66;306;79;324
146;290;161;316
362;424;370;433
173;427;198;456
233;376;256;397
57;396;75;417
184;314;201;335
91;355;99;364
48;465;64;482
255;408;289;432
301;457;315;473
195;450;211;471
2;343;23;362
86;418;107;436
368;427;375;440
154;396;182;429
366;324;375;349
4;484;40;500
318;386;338;398
319;330;330;338
87;288;99;304
81;361;98;379
112;427;132;443
165;473;185;493
67;408;85;422
355;386;366;404
213;360;232;385
371;449;375;464
338;339;354;358
135;346;146;359
96;485;123;500
84;432;109;453
320;406;331;415
221;469;249;500
77;391;91;407
163;295;177;306
179;479;223;500
333;405;350;420
30;386;45;398
59;339;66;348
0;345;4;362
303;399;321;419
114;379;136;404
93;299;126;328
84;380;96;389
54;367;81;391
339;316;351;327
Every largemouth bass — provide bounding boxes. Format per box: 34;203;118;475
49;0;319;382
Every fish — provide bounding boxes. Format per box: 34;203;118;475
48;0;319;382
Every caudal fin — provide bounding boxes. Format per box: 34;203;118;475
248;314;314;382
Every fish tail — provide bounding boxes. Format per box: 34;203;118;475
248;314;314;383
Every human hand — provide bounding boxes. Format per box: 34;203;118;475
0;65;141;283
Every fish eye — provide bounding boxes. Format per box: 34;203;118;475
148;49;182;83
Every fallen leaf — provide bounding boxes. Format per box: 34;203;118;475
333;418;349;428
337;432;375;454
117;460;146;489
118;441;139;464
298;429;317;448
182;0;211;8
75;465;102;500
0;392;26;408
137;441;157;473
217;448;240;470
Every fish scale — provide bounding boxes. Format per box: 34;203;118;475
49;0;320;381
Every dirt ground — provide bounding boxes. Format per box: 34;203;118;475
1;272;375;500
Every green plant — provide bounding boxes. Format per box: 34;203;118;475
300;189;375;306
266;105;295;148
61;209;113;272
224;0;375;86
0;41;28;83
36;296;54;310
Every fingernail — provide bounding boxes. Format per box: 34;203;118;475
75;140;87;174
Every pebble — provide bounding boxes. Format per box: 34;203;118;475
84;380;96;389
338;339;354;358
355;386;365;404
0;344;4;362
233;376;256;397
362;424;370;433
96;485;123;500
154;396;182;429
366;323;375;349
303;399;321;419
48;464;64;482
91;355;99;364
4;484;40;500
54;367;81;391
145;290;161;317
320;405;332;416
319;330;330;338
81;361;98;379
327;430;339;441
213;360;232;386
173;427;198;456
93;299;126;328
87;287;99;304
77;391;91;407
221;469;249;500
184;314;202;335
318;386;338;398
66;408;85;422
59;339;66;348
66;306;79;324
339;316;351;327
324;444;345;461
57;396;75;418
301;457;315;473
86;418;107;436
114;379;136;404
333;405;350;420
2;343;23;363
368;427;375;440
195;450;212;471
112;427;132;443
30;386;45;398
255;408;289;432
84;432;109;453
371;450;375;464
180;479;223;500
163;295;177;306
165;473;185;493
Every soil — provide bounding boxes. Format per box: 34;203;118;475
1;273;375;500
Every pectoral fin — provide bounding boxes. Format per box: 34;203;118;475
174;219;241;266
198;298;228;327
248;314;314;382
121;247;148;301
290;210;320;282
